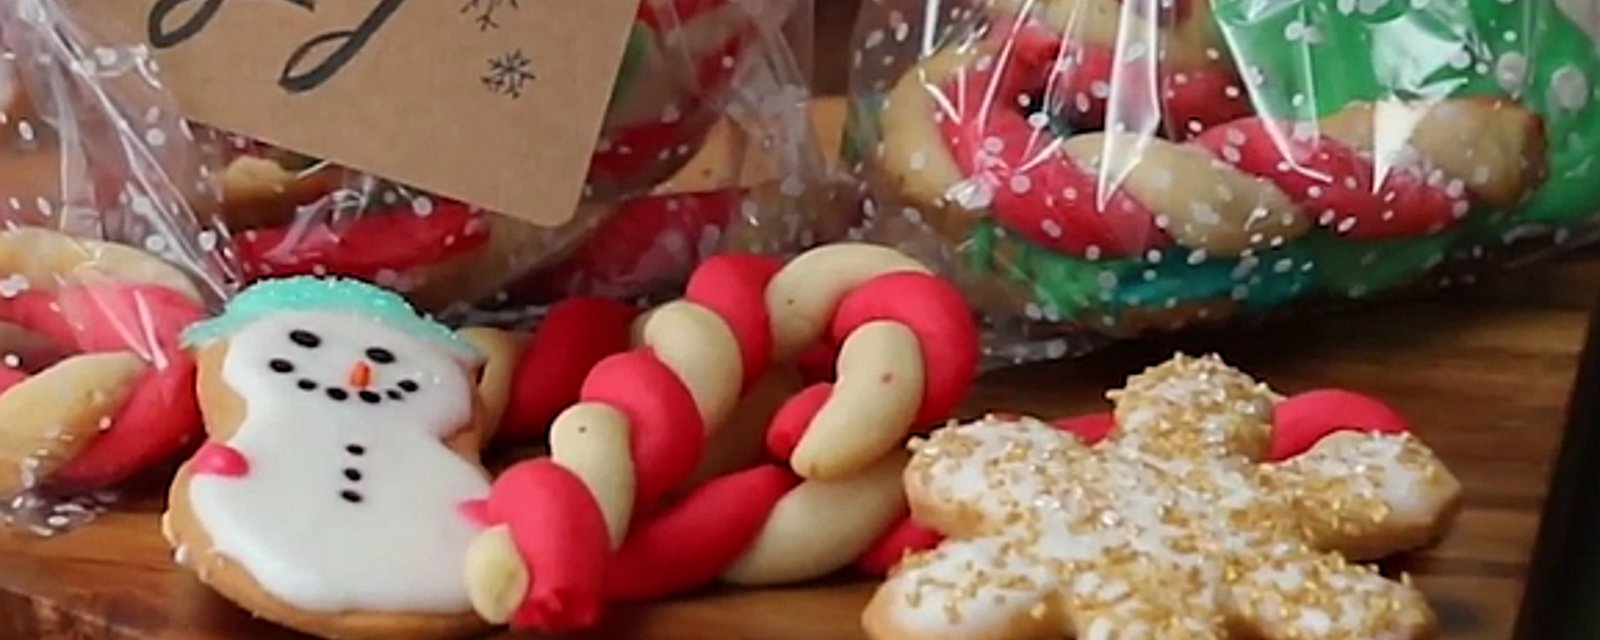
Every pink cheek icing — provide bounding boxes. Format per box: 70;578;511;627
191;442;251;478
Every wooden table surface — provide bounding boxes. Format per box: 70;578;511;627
2;248;1594;640
3;95;1597;638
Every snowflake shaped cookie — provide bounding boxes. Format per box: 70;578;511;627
863;355;1462;640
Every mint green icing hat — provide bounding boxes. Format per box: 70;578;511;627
182;277;482;364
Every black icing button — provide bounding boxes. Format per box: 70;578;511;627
398;380;419;393
343;468;362;482
346;444;366;456
358;391;382;404
326;388;349;402
289;330;322;348
339;489;363;503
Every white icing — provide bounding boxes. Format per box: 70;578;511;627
188;310;489;614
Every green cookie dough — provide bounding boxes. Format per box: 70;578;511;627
1305;231;1458;297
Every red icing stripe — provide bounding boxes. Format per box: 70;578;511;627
684;253;783;390
499;298;638;443
1269;389;1411;460
830;272;979;427
234;200;490;281
855;516;943;575
51;356;200;490
579;351;706;507
605;464;796;600
487;459;611;632
1195;118;1465;240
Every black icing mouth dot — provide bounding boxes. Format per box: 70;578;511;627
366;347;396;364
398;380;419;393
326;388;350;401
358;391;382;404
386;390;404;401
269;359;295;373
297;379;318;391
289;330;321;348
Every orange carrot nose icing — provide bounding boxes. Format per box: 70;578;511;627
349;361;373;389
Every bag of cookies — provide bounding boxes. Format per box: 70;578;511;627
0;0;239;534
212;0;840;323
843;0;1600;361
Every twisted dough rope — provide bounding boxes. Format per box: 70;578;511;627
884;37;1547;262
0;227;206;499
461;243;980;631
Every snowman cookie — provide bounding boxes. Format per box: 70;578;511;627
164;277;494;640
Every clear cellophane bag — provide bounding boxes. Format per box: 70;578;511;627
843;0;1600;363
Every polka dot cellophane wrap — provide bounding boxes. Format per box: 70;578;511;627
202;0;838;326
0;0;237;304
842;0;1600;364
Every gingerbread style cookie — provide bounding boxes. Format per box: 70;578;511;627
165;277;496;640
864;354;1462;640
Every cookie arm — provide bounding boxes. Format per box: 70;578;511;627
1263;432;1464;561
1224;545;1437;639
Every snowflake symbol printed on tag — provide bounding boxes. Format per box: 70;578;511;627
462;0;519;31
482;49;535;99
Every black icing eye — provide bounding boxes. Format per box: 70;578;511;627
326;388;349;402
398;380;419;393
269;359;295;374
365;347;396;364
358;391;382;404
289;330;321;348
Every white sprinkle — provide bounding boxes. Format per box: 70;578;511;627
97;416;113;432
144;128;167;148
18;120;33;141
412;196;435;216
2;354;18;368
1336;217;1358;233
660;104;682;123
1085;245;1103;261
1551;66;1591;111
1026;112;1051;130
35;197;51;216
1224;86;1241;98
143;235;168;253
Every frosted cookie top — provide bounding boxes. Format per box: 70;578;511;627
864;354;1462;640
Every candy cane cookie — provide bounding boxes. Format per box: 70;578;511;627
0;228;207;501
462;243;979;631
863;354;1463;640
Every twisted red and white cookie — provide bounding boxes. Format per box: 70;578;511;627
863;354;1463;640
461;243;981;632
0;227;207;507
871;33;1545;334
